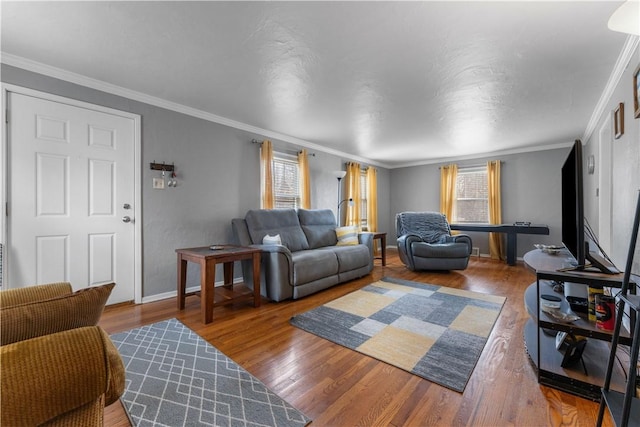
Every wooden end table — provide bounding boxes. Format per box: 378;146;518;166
372;232;387;266
176;245;261;324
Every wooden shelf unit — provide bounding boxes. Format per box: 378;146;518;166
523;249;632;401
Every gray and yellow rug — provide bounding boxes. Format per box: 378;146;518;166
111;318;311;427
290;277;505;392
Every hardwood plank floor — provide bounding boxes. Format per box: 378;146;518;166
101;249;614;426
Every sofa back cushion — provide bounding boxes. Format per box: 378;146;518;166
298;209;339;249
245;209;310;252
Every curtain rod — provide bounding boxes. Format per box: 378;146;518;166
439;160;504;169
251;139;315;156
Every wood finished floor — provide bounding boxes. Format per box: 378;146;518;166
101;249;614;426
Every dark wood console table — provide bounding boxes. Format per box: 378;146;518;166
450;223;549;265
523;248;633;400
176;245;261;324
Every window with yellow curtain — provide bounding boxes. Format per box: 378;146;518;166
260;142;311;209
441;161;504;259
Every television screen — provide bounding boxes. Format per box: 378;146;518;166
561;140;585;267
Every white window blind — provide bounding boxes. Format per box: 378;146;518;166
360;170;368;229
454;166;488;223
273;154;300;209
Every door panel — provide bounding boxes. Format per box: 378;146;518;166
36;235;68;283
36;153;69;216
7;91;137;304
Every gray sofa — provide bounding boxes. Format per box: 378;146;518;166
396;211;472;271
232;208;373;302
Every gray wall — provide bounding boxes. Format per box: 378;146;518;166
2;64;391;300
583;44;640;273
389;148;567;258
5;44;636;300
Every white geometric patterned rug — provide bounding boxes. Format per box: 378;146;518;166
110;318;311;427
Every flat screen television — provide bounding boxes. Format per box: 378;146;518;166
561;140;586;268
561;139;618;274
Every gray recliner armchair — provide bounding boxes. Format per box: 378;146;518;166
396;211;472;271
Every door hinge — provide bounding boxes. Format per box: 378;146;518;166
5;109;8;124
5;202;8;217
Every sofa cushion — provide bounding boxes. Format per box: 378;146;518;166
291;250;339;286
412;242;469;259
335;226;359;246
245;209;310;252
330;245;371;272
0;282;115;346
298;209;338;249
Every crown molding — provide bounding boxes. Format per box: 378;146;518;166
582;35;639;144
0;53;387;168
2;51;623;170
393;141;575;168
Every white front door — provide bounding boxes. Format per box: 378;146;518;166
5;88;140;304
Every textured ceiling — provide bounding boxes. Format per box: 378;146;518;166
0;1;631;168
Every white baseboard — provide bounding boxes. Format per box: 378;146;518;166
141;277;245;304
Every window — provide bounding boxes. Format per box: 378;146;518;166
360;170;368;229
455;166;488;223
272;153;300;209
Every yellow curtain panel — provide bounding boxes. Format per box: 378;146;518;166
260;140;274;209
487;160;504;260
440;164;457;222
366;166;379;255
345;162;361;228
298;149;311;209
366;167;378;233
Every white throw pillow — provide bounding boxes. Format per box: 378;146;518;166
262;234;282;245
335;226;359;246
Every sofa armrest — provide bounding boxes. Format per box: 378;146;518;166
250;244;296;301
0;326;125;426
358;232;374;259
445;234;473;254
358;231;373;247
397;234;423;271
251;243;293;268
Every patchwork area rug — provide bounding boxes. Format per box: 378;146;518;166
290;277;505;392
110;318;311;427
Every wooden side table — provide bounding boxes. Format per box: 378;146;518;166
176;245;261;324
372;232;387;266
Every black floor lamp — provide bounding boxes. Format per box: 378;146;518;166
333;170;346;226
333;170;354;227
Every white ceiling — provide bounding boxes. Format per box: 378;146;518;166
0;1;633;168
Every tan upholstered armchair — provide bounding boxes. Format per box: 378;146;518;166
0;282;125;426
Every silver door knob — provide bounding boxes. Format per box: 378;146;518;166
122;216;132;223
